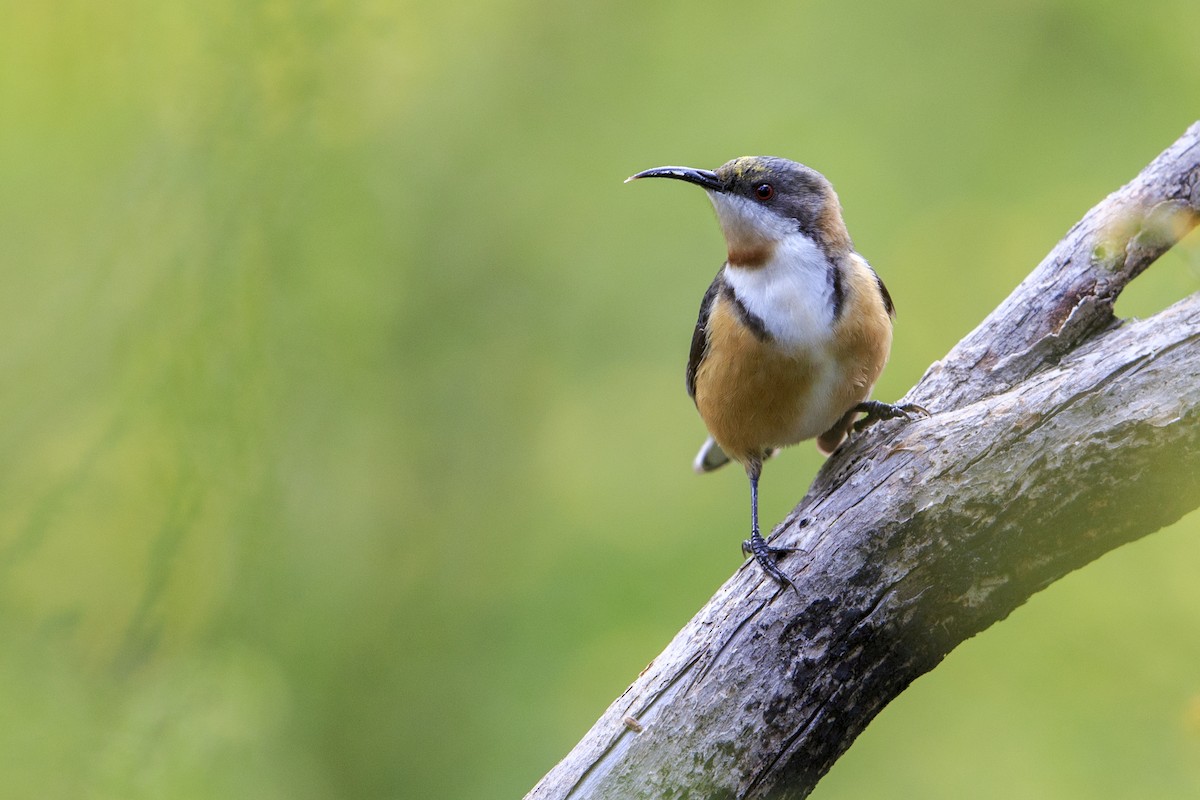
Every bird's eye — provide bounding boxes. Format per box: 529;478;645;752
754;183;774;200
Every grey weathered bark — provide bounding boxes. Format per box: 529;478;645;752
527;123;1200;800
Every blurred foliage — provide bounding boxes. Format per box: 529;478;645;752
1;0;1198;797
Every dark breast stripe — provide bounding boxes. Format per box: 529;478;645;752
720;280;772;343
829;259;845;321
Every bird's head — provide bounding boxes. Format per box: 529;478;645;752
626;156;852;267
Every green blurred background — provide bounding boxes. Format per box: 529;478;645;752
2;1;1199;797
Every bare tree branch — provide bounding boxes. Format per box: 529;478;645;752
527;122;1200;800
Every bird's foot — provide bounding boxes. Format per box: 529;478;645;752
851;400;930;433
742;530;799;592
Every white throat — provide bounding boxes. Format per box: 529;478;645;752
722;233;836;349
707;191;796;254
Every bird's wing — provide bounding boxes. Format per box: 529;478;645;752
686;268;724;401
873;269;895;317
849;253;894;318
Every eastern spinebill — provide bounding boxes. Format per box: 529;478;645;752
627;156;926;590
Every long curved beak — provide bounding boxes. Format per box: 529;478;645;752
624;166;723;191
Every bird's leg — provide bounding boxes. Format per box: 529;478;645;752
740;459;798;592
851;399;930;432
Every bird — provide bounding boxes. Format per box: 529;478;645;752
626;156;926;590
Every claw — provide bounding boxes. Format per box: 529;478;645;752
852;400;930;432
743;531;799;593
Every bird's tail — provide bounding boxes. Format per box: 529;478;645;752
693;437;778;474
692;436;731;474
